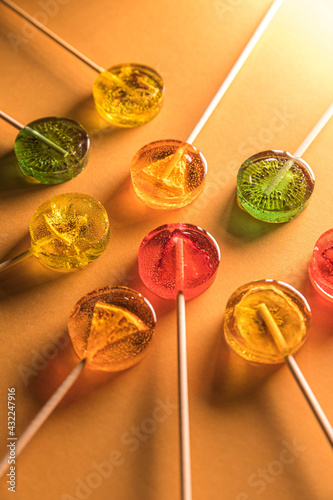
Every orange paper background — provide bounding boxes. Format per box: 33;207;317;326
0;0;333;499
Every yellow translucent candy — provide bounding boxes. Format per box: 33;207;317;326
29;193;110;270
92;63;164;127
224;280;311;364
68;286;156;371
130;139;207;209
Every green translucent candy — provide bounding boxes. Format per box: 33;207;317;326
237;150;315;223
14;117;90;184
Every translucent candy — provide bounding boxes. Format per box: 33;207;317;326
131;140;207;209
14;117;90;184
138;223;220;300
309;228;333;301
237;150;315;223
93;64;164;127
68;286;156;371
224;279;311;364
29;193;110;270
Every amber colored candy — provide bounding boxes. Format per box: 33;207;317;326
68;286;156;371
131;140;207;209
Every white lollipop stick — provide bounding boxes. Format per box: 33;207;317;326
258;303;333;447
0;0;105;73
0;110;68;156
186;0;284;144
0;359;86;478
0;249;33;272
294;103;333;157
175;237;192;500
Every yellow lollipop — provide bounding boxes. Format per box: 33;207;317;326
224;279;333;447
2;1;164;128
0;193;110;272
224;280;311;364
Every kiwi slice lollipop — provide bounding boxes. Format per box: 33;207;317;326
237;150;315;223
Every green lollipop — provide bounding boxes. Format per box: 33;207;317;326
1;111;90;184
236;105;333;223
237;150;314;223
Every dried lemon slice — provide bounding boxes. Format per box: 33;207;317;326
43;213;74;246
234;286;306;356
224;280;311;364
85;301;148;359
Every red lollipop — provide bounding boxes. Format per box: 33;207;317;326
139;223;220;499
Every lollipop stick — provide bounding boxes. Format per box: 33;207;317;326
185;0;283;144
0;358;86;478
0;110;68;156
175;237;192;500
177;292;192;500
258;303;333;447
294;103;333;158
0;248;33;272
284;355;333;446
0;0;105;73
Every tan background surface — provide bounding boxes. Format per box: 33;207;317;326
1;0;333;499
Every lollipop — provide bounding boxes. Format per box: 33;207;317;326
0;286;156;477
1;0;164;127
0;111;90;184
224;279;333;446
139;223;220;499
0;193;110;272
237;103;333;223
309;228;333;301
130;0;283;210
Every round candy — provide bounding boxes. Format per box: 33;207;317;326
138;223;220;300
92;64;164;127
130;140;207;209
68;286;156;371
309;228;333;301
14;117;90;184
29;193;110;270
224;279;311;364
237;150;315;223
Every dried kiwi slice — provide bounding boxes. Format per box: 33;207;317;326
237;150;315;223
14;117;90;184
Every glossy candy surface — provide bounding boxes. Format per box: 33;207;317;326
309;228;333;301
131;140;207;209
14;117;90;184
29;193;110;270
237;150;315;223
93;64;164;127
224;279;311;364
138;223;220;300
68;286;156;371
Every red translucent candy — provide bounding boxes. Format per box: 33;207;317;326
309;228;333;301
138;223;220;300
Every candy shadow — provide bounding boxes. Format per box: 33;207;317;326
67;95;114;133
124;387;167;500
304;278;333;345
0;150;48;199
28;331;120;412
105;176;170;231
203;327;318;499
222;190;281;242
203;321;279;409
